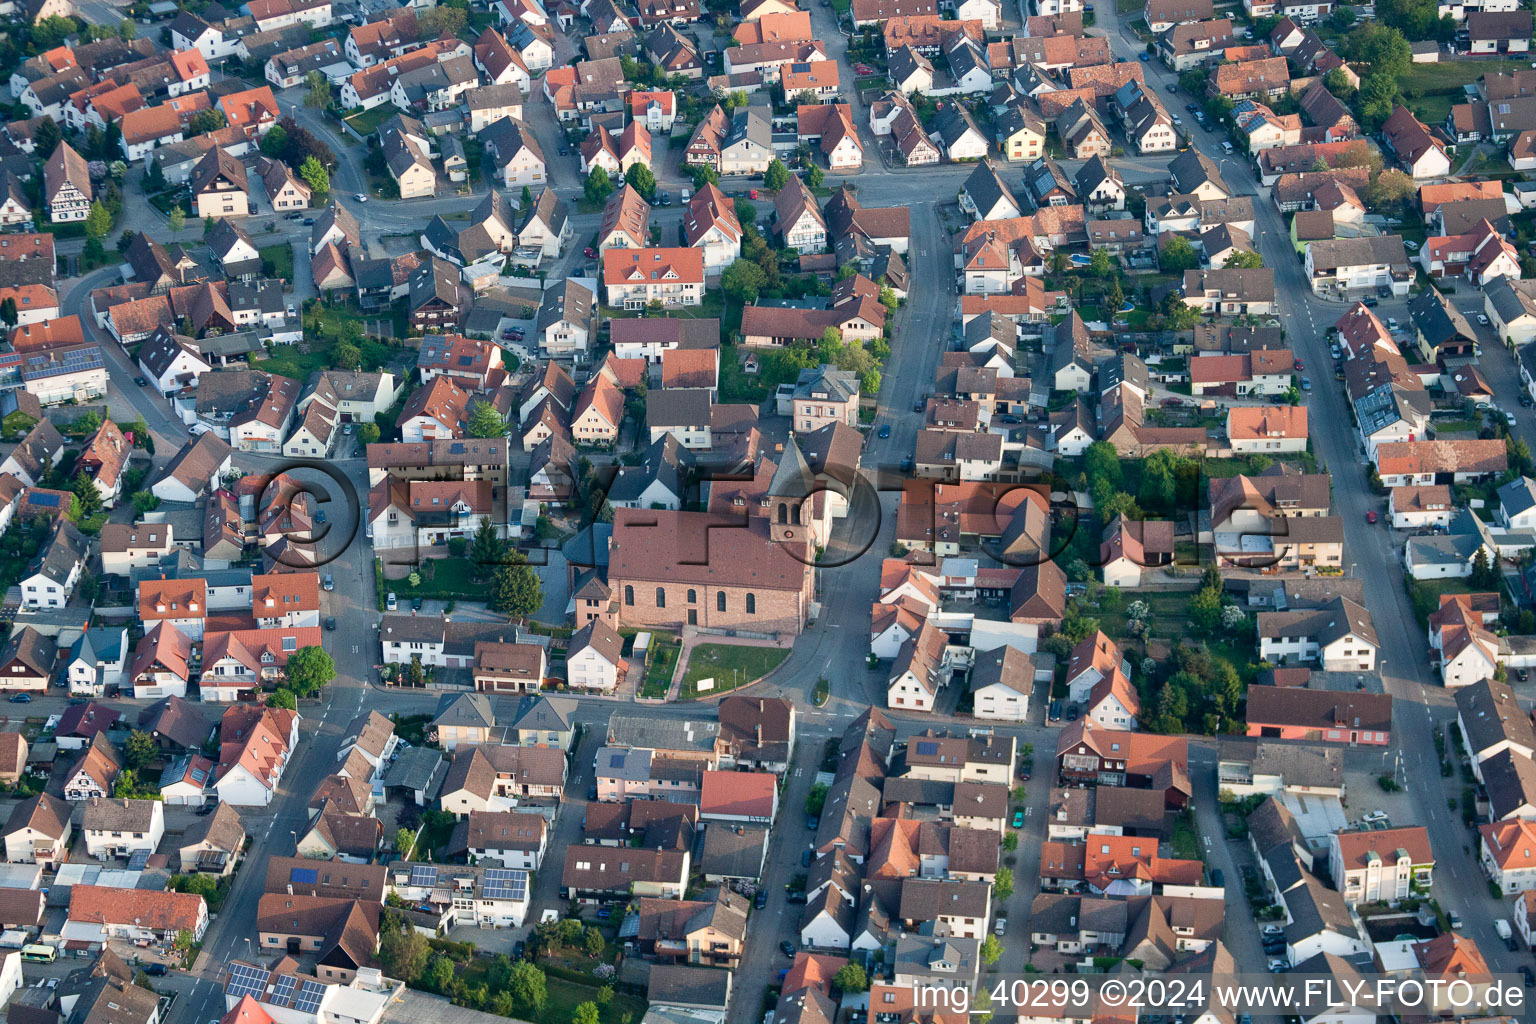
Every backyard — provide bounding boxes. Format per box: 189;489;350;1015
679;643;789;698
386;558;494;603
259;243;294;282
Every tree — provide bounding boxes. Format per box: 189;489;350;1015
172;873;217;900
805;164;824;190
327;342;361;372
167;205;186;232
764;158;790;191
466;402;509;438
1472;547;1499;588
507;961;548;1016
418;4;467;34
1224;249;1264;269
299;156;330;197
304;70;333;110
583;926;605;957
980;935;1004;966
260;123;290;160
203;216;215;238
688;163;721;189
358;423;380;445
1365;168;1416;212
993;866;1014;901
1190;585;1223;631
491;557;543;617
395;827;415;857
132;491;160;515
84;201;112;240
1106;277;1125;314
189;110;227;136
573;1003;601;1024
584;166;615;205
72;472;103;519
125;730;157;773
832;963;868;993
734;198;756;226
625;162;656;198
112;769;139;798
423;955;455;993
721;258;767;302
380;916;430;982
1323;67;1356;98
118;18;137;39
471;517;509;572
284;646;336;698
34;119;61;158
0;298;16;327
1346;23;1411;77
1159;235;1199;273
1088;248;1116;278
266;689;297;710
1002;831;1018;851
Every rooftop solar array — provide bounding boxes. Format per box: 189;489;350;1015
409;865;438;888
483;868;527;901
226;963;270;1001
290;866;318;884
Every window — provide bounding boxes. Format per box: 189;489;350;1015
687;589;696;603
717;591;726;612
746;593;755;614
656;587;666;608
625;586;634;605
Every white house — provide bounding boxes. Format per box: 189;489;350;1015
81;798;165;859
1256;597;1378;672
969;646;1037;723
567;620;624;692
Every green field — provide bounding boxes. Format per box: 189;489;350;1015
259;243;294;282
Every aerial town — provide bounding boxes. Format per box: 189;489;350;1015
1;0;1536;1017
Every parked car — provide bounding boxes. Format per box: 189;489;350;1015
755;889;768;909
325;616;336;631
1362;296;1378;307
900;456;914;472
324;573;334;591
1520;668;1530;681
780;941;797;957
1449;911;1463;929
1522;966;1534;988
142;965;167;977
1011;810;1026;828
583;247;597;258
1300;377;1312;391
878;424;891;438
7;694;30;704
134;376;148;387
800;849;812;867
786;889;808;903
354;193;368;203
1139;51;1149;60
1048;699;1062;721
1065;704;1080;721
1211;868;1224;887
386;592;398;611
806;815;819;830
1521;394;1534;408
1365;510;1377;523
1478;313;1490;325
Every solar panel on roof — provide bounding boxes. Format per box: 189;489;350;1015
127;849;149;869
290;866;318;884
270;974;297;1005
915;741;939;756
226;964;269;1001
28;493;58;507
294;980;325;1014
409;865;438;887
483;867;527;901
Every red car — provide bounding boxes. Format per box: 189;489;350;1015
1294;359;1304;370
1365;510;1378;524
1160;396;1184;407
583;247;597;258
749;189;759;199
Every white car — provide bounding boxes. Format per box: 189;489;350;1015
1268;960;1287;972
1478;313;1490;325
1403;239;1419;251
354;193;369;203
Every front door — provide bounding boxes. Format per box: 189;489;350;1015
688;610;697;625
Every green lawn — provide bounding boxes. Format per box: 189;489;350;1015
388;558;494;601
1115;0;1141;13
251;345;331;381
342;104;399;137
259;243;294;282
1409;94;1454;129
1172;810;1202;861
1401;58;1535;96
641;637;681;699
679;643;789;698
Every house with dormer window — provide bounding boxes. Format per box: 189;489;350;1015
139;577;208;640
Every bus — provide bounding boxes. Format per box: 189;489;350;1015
20;945;55;964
